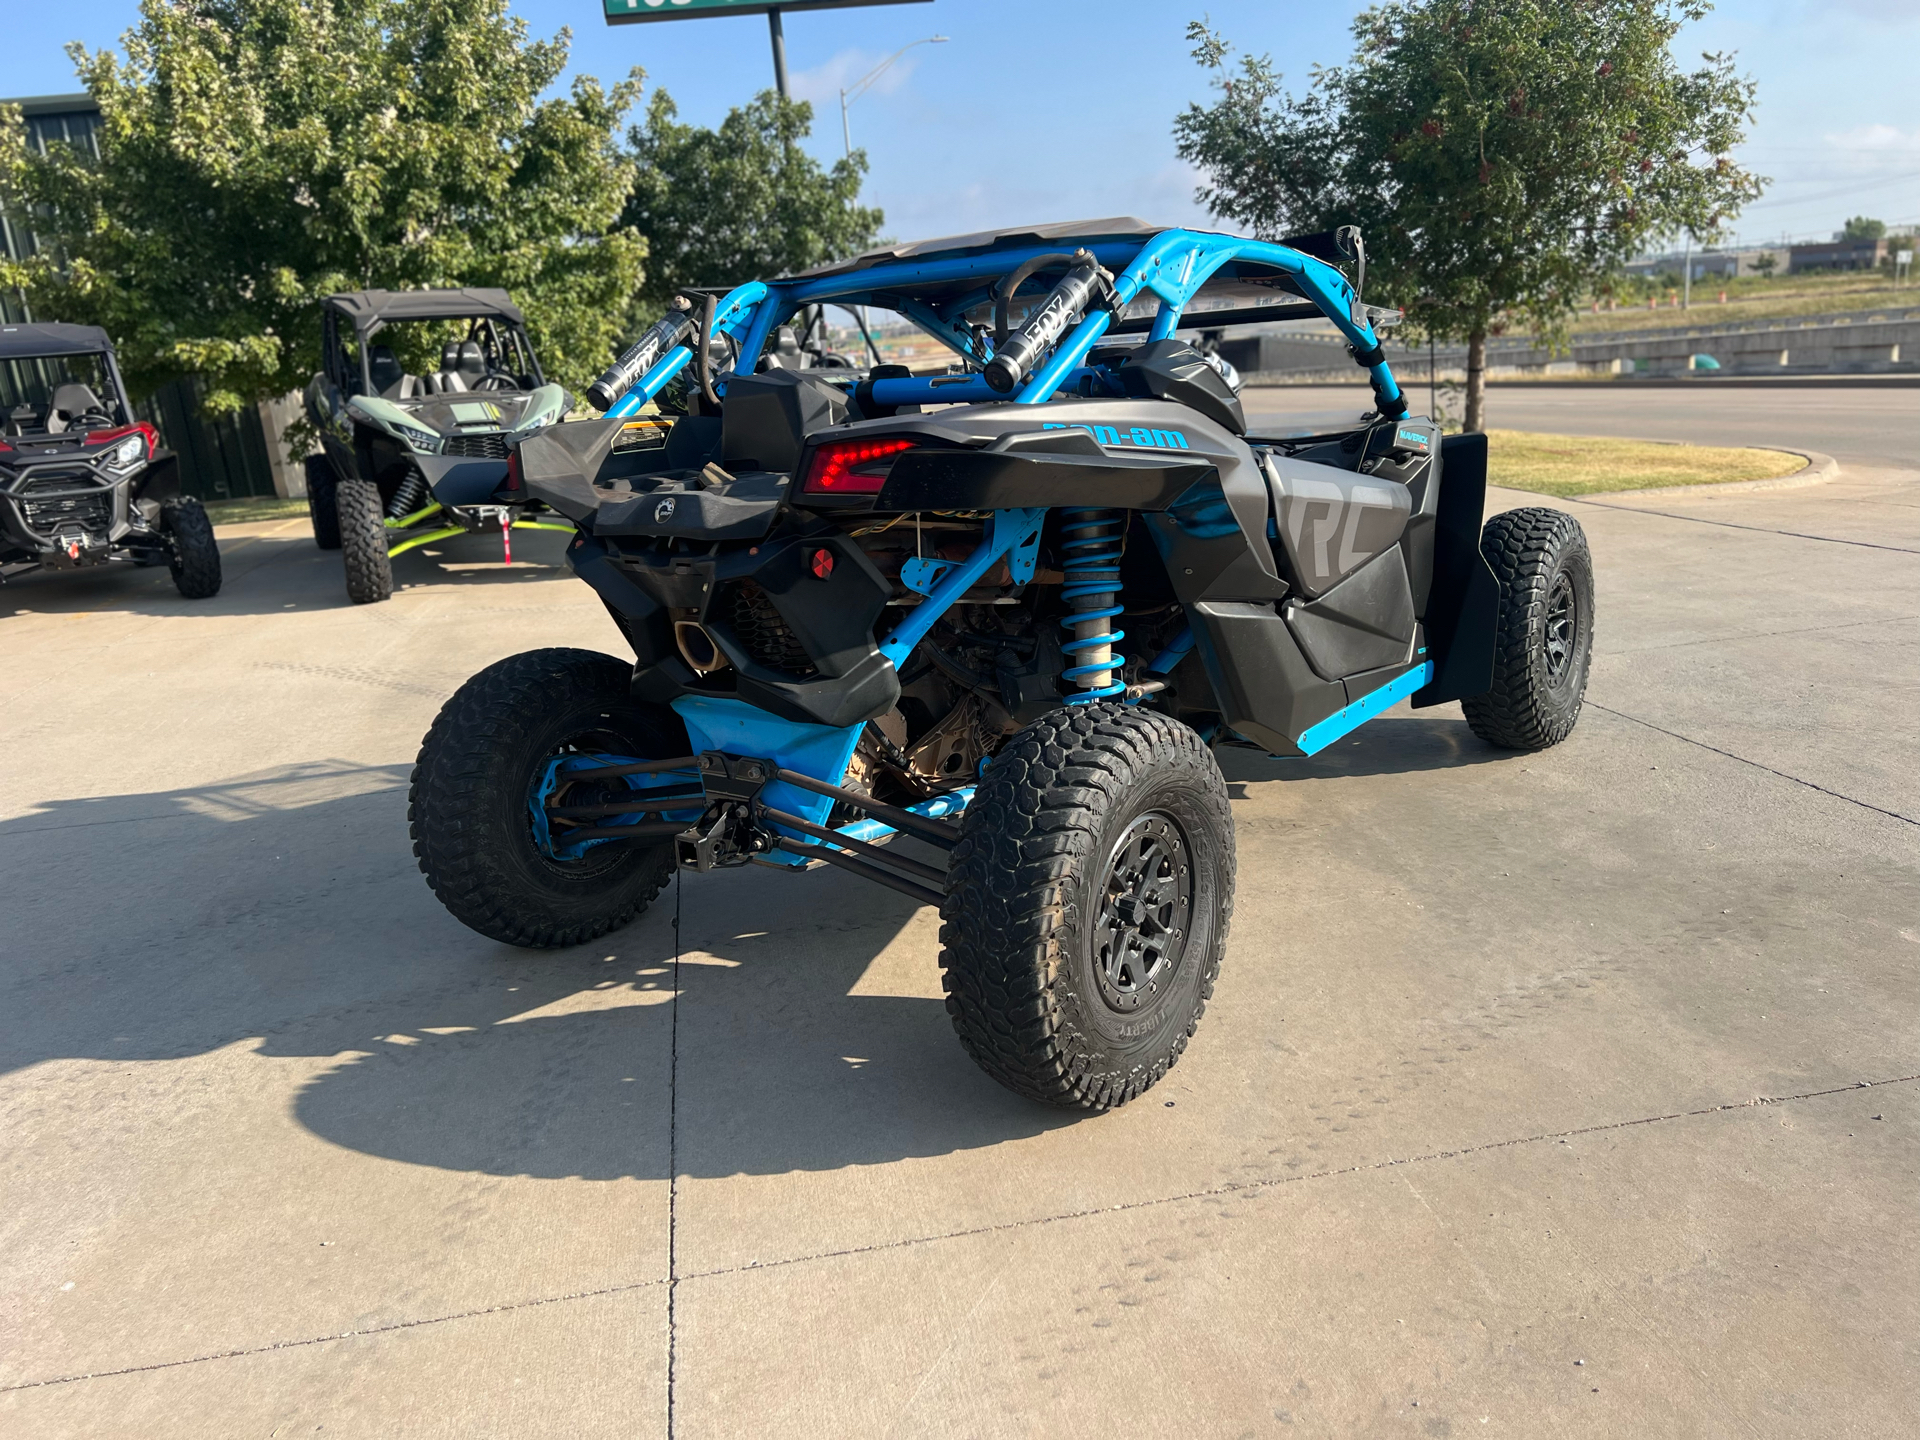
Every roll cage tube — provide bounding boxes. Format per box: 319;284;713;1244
601;231;1402;418
1014;230;1403;415
604;281;769;417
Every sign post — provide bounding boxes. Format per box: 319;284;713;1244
603;0;935;102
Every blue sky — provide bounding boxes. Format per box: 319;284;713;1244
10;0;1918;248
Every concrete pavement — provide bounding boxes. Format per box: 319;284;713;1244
1;458;1915;1437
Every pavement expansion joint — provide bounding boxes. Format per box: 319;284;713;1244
1588;702;1919;826
1600;612;1920;658
0;1274;671;1394
7;1076;1912;1396
669;1074;1920;1285
1561;494;1920;554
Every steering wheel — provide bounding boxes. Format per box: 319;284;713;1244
474;372;515;391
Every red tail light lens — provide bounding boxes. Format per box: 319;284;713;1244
502;449;522;492
801;437;916;495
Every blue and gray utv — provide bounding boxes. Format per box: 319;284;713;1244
408;219;1594;1109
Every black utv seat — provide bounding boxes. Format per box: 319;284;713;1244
368;345;407;399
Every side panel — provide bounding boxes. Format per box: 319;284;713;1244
1412;432;1499;708
1187;600;1346;757
1262;452;1413;599
1282;547;1418;681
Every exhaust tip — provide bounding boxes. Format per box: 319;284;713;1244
674;620;730;675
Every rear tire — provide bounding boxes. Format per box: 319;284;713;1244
305;455;341;550
1462;507;1593;750
337;477;393;604
160;496;222;599
939;705;1234;1110
410;648;689;948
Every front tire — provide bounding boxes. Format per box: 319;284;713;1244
939;705;1235;1110
160;495;222;599
305;455;341;550
336;477;393;604
410;648;689;948
1462;506;1594;750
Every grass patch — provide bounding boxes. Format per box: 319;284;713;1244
202;495;311;527
1572;270;1918;336
1486;429;1806;497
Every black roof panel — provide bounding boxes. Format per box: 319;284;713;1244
0;322;115;360
322;288;525;330
787;218;1189;280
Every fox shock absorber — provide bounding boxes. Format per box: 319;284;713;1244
1058;507;1127;703
985;250;1118;394
584;299;695;411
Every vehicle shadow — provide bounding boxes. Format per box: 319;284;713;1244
0;525;579;621
1;762;1069;1181
1215;712;1514;792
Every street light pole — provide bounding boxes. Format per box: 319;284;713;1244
839;35;947;158
768;9;789;100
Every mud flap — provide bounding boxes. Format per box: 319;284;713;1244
1412;432;1499;708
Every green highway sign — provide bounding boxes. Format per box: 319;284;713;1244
605;0;930;24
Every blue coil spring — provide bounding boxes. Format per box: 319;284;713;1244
1058;506;1126;703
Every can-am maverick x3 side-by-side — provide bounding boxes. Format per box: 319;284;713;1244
410;220;1595;1109
304;289;572;603
0;322;220;598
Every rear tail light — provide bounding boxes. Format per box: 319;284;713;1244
800;437;917;495
502;449;522;492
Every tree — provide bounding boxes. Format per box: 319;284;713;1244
1752;252;1777;279
620;89;881;321
1840;215;1885;241
1175;0;1764;431
0;0;645;417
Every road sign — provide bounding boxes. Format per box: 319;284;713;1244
605;0;929;23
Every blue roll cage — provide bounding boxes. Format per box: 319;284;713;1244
544;230;1411;866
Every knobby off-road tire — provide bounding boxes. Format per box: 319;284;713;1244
336;477;393;604
939;705;1235;1110
1462;506;1594;750
411;648;688;947
305;455;341;550
160;495;222;599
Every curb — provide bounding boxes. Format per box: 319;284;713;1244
1601;449;1839;498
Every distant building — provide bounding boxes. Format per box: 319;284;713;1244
2;92;293;499
1622;247;1786;280
1789;237;1890;273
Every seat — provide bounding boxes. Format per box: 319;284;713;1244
49;383;107;424
451;340;487;389
367;346;407;399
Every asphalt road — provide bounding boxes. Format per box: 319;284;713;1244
1244;379;1920;470
2;457;1915;1436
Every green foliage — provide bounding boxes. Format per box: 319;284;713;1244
1174;0;1766;352
0;0;646;414
620;89;881;321
1840;215;1885;241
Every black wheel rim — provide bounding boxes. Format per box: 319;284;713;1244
1543;571;1578;685
1092;812;1192;1014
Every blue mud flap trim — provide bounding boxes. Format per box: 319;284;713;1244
670;695;863;869
1294;661;1435;757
